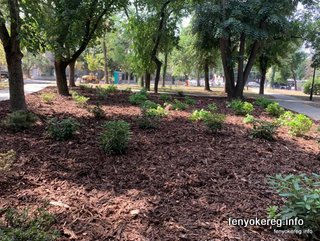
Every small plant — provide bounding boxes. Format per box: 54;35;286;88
184;96;197;105
141;100;158;110
228;99;254;116
123;87;132;93
105;85;118;93
71;91;89;107
96;86;108;100
2;111;37;132
129;92;148;105
265;102;285;117
0;150;16;172
89;105;105;119
41;93;55;103
139;88;149;96
0;207;59;241
268;173;320;238
278;111;313;136
177;90;184;97
138;112;160;130
146;106;168;118
189;109;211;122
79;84;92;91
250;120;278;141
243;114;255;124
203;113;225;133
100;121;132;155
255;97;275;108
207;103;218;112
172;99;189;110
159;94;172;102
46;118;79;141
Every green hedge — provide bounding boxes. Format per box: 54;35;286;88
303;78;320;95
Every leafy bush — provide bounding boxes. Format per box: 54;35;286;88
41;93;55;103
146;106;168;118
228;99;254;116
184;96;196;105
268;173;320;238
203;113;225;133
95;86;108;100
47;118;79;141
71;91;89;107
159;94;171;102
172;99;189;110
189;109;211;122
138;113;160;130
0;150;16;172
141;100;158;110
100;121;132;155
2;111;37;132
89;105;105;119
255;97;275;108
265;102;285;117
123;87;132;93
105;85;118;93
278;111;313;136
303;78;320;95
129;92;148;105
243;114;255;124
139;88;149;96
177;90;184;97
79;84;92;91
207;103;218;112
0;207;59;241
250;120;278;141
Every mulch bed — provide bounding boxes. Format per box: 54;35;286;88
0;86;319;241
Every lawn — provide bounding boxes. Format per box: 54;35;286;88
0;86;319;240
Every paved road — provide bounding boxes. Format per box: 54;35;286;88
0;79;55;101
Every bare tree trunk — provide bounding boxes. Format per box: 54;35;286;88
140;75;144;87
162;51;168;87
291;65;298;91
259;67;267;95
103;38;109;84
204;60;211;91
54;60;70;96
69;59;76;87
197;71;201;87
153;57;162;93
145;71;151;91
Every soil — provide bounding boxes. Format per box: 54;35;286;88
0;86;319;241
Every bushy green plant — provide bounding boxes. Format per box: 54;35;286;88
89;105;105;119
250;120;278;141
41;93;55;103
100;121;132;155
265;102;285;117
95;86;108;100
2;111;37;132
46;118;79;141
268;173;320;238
123;87;132;93
139;88;149;96
177;90;184;97
79;84;92;91
105;85;118;93
184;96;196;105
146;106;168;118
203;113;225;133
243;114;255;124
0;207;59;241
141;100;158;110
0;150;16;172
159;94;171;102
303;78;320;95
189;109;211;122
129;92;148;105
228;99;254;116
172;99;189;110
207;103;218;112
255;97;275;108
137;113;160;130
278;111;313;136
71;91;89;107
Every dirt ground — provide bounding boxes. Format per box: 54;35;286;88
0;87;319;241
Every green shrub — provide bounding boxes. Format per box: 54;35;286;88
89;105;105;119
207;103;218;112
105;85;118;93
129;92;148;105
0;150;16;172
172;99;189;110
79;84;92;91
268;173;320;238
47;118;79;141
141;100;158;110
184;96;196;105
96;86;108;100
2;111;37;132
265;102;285;117
100;121;132;155
146;106;168;118
177;90;184;97
250;120;278;141
139;88;149;96
203;113;225;133
303;78;320;95
41;93;55;103
278;111;313;136
255;97;275;108
189;109;211;122
243;114;255;124
138;113;160;130
159;94;172;102
0;207;59;241
123;87;132;93
71;91;89;107
228;99;254;116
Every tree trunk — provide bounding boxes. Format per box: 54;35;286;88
204;60;211;91
162;51;168;87
145;71;151;91
69;59;76;87
235;33;246;98
103;38;109;84
197;71;201;87
54;60;69;96
291;65;298;91
259;67;267;95
153;57;162;93
140;75;144;87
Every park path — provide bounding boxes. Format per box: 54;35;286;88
0;79;55;101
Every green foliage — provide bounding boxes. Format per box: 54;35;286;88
40;93;55;103
89;105;105;119
138;112;160;130
278;111;313;136
243;114;255;124
146;106;168;118
265;102;285;117
159;94;172;102
207;103;218;112
268;173;320;238
71;91;89;107
2;111;37;132
189;109;211;122
228;100;254;116
105;85;118;93
95;86;108;100
141;100;158;110
250;120;278;141
122;88;132;93
304;78;320;95
0;150;16;172
172;99;189;110
0;207;59;241
203;113;225;133
100;121;132;155
79;84;92;91
129;92;148;105
176;90;184;97
47;118;79;141
255;97;275;108
184;96;197;105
